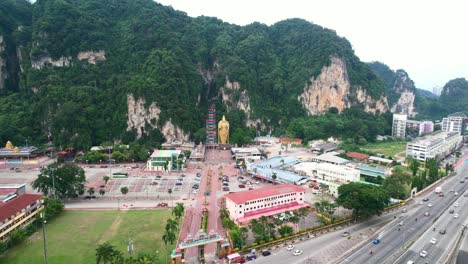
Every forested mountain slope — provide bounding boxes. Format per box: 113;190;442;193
0;0;438;148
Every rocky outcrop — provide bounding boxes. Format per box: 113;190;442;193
390;70;417;116
0;35;5;90
126;94;189;141
161;121;189;142
77;50;106;64
298;56;389;115
31;55;71;69
356;88;389;114
220;77;266;130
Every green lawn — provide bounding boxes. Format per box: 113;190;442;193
1;210;175;264
361;141;407;157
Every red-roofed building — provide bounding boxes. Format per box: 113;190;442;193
224;184;309;224
0;194;43;242
346;152;370;161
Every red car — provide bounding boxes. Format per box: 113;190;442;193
239;184;246;188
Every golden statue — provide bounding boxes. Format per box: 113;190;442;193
13;147;19;153
5;141;14;149
218;115;229;144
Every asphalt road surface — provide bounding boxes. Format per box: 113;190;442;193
341;158;468;264
251;214;395;264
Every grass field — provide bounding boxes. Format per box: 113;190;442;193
361;140;407;157
1;210;175;264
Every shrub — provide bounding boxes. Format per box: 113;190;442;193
10;229;26;246
259;240;265;245
252;243;257;247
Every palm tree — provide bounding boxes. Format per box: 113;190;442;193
271;172;277;185
103;175;110;184
177;159;183;171
99;189;105;197
219;207;230;219
120;186;129;195
87;187;95;196
289;214;300;233
168;188;173;207
95;242;115;264
166;218;179;233
172;203;185;223
162;229;176;264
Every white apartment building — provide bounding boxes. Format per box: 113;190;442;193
406;132;462;161
442;113;467;135
293;162;360;183
224;184;308;224
392;114;407;138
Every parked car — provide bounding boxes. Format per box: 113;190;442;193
222;187;230;191
454;202;459;207
454;214;459;219
423;198;429;202
427;203;433;207
196;173;201;178
262;251;271;256
449;209;455;214
175;182;183;186
341;231;350;237
439;229;447;234
430;238;437;244
293;250;303;256
286;245;295;251
239;184;246;188
246;253;256;261
454;192;459;196
424;212;430;216
372;238;380;244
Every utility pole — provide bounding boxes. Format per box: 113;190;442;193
40;212;49;264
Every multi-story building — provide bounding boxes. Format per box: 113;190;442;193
406;132;462;161
224;184;309;224
145;149;182;171
442;112;468;135
0;191;43;242
392;114;407;138
293;162;360;184
419;121;434;135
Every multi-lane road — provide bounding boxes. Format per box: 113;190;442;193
341;157;468;264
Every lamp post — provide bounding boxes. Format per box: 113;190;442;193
40;212;49;264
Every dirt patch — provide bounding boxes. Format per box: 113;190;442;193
98;212;125;243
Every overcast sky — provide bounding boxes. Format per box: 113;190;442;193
157;0;468;91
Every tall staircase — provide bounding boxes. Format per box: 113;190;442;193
206;100;217;144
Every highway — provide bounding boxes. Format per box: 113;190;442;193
252;214;396;264
340;158;468;264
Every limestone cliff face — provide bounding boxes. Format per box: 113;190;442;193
390;70;417;116
356;88;389;114
220;77;266;129
0;35;5;90
126;94;188;141
77;50;106;64
298;57;389;115
31;55;71;69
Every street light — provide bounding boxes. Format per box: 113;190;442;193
40;211;49;264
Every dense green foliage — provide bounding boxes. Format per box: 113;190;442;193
337;182;390;219
0;0;391;149
439;78;468;115
32;162;86;197
285;107;392;143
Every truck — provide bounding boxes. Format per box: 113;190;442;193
435;187;442;194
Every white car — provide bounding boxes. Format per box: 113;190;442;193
454;192;459;196
398;221;404;226
419;250;428;257
427;203;433;207
286;245;295;251
430;238;437;244
454;202;459;207
454;214;459;219
419;201;424;205
293;250;303;256
192;189;198;194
